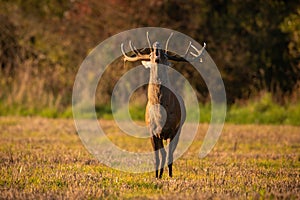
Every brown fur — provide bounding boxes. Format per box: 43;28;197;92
144;43;186;178
121;35;205;178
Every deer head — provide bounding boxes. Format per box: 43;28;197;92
121;32;206;67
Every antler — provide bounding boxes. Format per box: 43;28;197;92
164;32;206;63
121;32;206;63
121;41;150;62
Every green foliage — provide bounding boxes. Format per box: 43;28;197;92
129;104;145;121
61;107;73;119
92;94;300;126
10;0;70;18
205;1;300;103
2;93;300;126
227;93;299;125
281;8;300;61
96;105;113;120
0;0;300;125
286;103;300;126
96;103;210;123
199;103;211;123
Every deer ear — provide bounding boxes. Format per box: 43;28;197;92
142;61;152;68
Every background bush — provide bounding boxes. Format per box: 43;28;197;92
0;0;299;124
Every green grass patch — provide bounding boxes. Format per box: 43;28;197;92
227;93;299;125
0;93;299;126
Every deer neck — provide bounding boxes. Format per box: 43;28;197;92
147;45;171;104
149;47;170;85
148;63;170;104
149;63;169;85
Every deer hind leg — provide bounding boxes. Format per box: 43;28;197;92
151;136;166;178
168;129;180;178
159;139;166;179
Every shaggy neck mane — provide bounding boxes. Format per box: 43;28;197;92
148;64;170;104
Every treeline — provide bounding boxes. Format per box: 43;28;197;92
0;0;299;116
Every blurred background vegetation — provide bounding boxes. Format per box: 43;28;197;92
0;0;299;124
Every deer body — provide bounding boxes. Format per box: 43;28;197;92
121;33;205;178
144;43;186;178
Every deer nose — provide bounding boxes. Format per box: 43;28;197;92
153;42;161;49
154;50;160;62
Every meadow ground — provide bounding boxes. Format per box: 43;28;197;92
0;117;299;199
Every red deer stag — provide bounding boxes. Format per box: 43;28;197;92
121;32;206;178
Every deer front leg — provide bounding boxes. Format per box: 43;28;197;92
151;136;166;178
168;129;180;178
151;136;160;178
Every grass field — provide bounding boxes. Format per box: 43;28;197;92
0;117;299;199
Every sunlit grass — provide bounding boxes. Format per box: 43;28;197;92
0;117;299;199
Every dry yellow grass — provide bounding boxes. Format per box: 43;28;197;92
0;117;299;199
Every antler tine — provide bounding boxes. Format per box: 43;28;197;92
165;32;174;53
129;40;140;55
183;41;192;57
164;42;206;63
189;42;206;62
121;43;127;57
146;32;152;53
190;43;206;57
